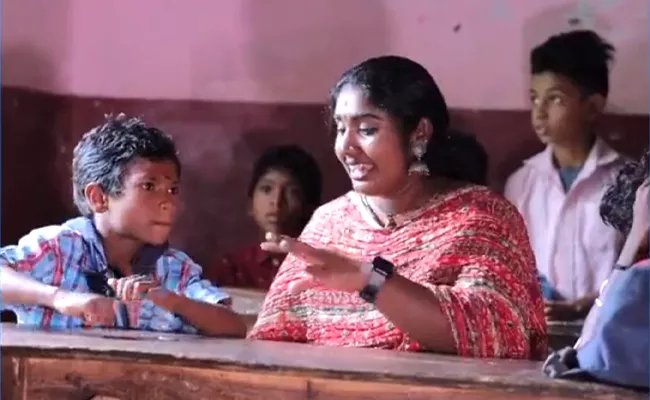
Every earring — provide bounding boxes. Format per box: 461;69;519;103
408;141;430;176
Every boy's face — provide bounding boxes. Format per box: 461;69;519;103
104;158;180;245
529;72;600;147
250;168;304;236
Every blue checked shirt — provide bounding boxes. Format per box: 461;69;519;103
2;217;230;333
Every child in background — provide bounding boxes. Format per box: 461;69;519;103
209;145;322;289
1;114;246;337
505;30;627;321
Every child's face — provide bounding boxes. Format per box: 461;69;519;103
102;158;181;245
529;72;598;147
250;169;304;236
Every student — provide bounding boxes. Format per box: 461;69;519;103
208;145;322;289
0;114;246;337
505;30;627;321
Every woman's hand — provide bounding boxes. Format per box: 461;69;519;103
261;233;369;294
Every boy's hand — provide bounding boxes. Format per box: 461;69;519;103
545;297;594;321
107;275;159;300
51;290;116;326
145;288;181;312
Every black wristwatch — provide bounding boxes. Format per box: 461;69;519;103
359;257;395;303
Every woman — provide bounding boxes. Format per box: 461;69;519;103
249;56;547;359
209;145;322;289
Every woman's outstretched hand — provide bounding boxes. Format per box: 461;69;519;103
261;233;369;294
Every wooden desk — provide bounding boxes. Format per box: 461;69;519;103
1;324;643;400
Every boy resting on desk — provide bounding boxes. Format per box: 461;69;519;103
0;114;246;337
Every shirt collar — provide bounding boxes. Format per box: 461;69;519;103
63;217;168;275
524;137;622;177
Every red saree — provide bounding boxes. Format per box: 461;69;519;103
248;186;548;359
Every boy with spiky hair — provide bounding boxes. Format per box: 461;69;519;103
1;114;246;337
505;30;627;321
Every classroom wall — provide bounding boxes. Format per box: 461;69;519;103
2;0;648;268
3;0;648;112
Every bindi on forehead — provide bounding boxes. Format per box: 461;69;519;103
334;89;382;121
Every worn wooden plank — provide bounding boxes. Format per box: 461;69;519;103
12;357;643;400
1;354;24;400
1;324;643;399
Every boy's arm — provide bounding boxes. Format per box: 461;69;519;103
143;255;246;337
1;265;59;307
0;228;84;306
150;285;246;338
0;228;115;323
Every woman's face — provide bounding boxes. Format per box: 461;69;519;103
333;85;410;196
250;168;304;235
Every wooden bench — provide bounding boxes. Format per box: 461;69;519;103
1;324;644;400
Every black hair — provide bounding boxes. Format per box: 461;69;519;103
531;30;615;98
72;113;180;217
329;55;486;185
248;145;323;218
446;129;489;185
600;151;649;234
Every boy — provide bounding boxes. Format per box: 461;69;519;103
209;145;323;289
1;114;246;337
505;30;627;321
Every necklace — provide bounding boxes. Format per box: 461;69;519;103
360;195;397;229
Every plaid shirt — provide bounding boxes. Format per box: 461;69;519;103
2;217;229;333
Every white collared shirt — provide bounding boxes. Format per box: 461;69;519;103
505;139;627;301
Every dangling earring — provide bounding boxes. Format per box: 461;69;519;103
408;141;430;176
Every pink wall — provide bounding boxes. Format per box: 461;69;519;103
2;0;648;113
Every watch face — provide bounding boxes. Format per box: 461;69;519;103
372;257;394;276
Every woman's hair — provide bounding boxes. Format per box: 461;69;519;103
600;151;649;234
446;129;489;185
329;55;486;184
247;145;323;214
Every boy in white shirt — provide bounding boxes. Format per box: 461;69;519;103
505;30;627;321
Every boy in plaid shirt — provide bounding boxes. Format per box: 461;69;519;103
1;114;246;337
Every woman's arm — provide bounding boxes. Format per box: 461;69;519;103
373;275;456;353
373;201;545;359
